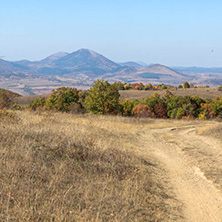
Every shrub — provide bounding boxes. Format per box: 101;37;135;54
29;97;46;111
141;93;164;110
154;104;168;118
210;97;222;118
121;99;134;116
135;82;145;90
183;81;190;89
144;83;153;90
217;85;222;91
112;81;125;90
45;87;80;112
0;91;13;109
84;79;121;114
132;104;154;118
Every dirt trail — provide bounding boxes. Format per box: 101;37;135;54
141;124;222;222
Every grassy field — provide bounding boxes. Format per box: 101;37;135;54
119;88;222;101
0;111;182;221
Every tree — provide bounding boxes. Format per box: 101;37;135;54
132;104;154;118
84;79;121;114
183;81;190;89
217;85;222;91
29;97;46;111
112;81;125;90
121;99;133;116
144;83;153;90
135;82;145;90
45;87;80;112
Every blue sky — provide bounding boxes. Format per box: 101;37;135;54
1;0;222;66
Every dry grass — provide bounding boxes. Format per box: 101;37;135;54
0;111;182;221
197;123;222;141
120;88;222;101
13;94;50;108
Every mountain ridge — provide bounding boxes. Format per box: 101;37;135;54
2;48;182;79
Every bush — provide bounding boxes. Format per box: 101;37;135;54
112;81;125;90
141;93;164;110
183;81;190;89
217;85;222;91
45;87;80;112
121;99;134;116
132;104;154;118
154;104;168;118
0;91;13;109
29;97;46;111
144;83;153;90
84;79;121;114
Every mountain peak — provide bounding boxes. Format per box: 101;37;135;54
75;48;99;58
42;51;69;62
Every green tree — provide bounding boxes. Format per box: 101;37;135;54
45;87;80;112
29;97;46;111
84;79;121;114
183;81;190;89
121;99;133;116
112;81;125;90
144;83;153;90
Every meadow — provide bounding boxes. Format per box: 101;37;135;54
0;111;182;221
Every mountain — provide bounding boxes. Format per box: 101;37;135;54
0;59;29;72
119;61;142;67
2;48;222;95
41;52;69;63
12;49;122;76
53;49;121;75
139;64;184;78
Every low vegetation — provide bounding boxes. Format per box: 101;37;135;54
25;80;222;120
0;112;181;221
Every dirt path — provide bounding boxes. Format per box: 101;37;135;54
141;124;222;222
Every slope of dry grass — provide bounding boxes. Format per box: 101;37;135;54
0;111;182;221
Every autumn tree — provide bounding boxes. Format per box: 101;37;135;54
132;104;154;118
183;81;190;89
144;83;153;90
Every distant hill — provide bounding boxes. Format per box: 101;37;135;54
13;49;122;76
0;59;29;72
119;61;143;67
139;64;184;78
2;48;222;95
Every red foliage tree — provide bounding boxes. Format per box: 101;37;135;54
154;104;168;118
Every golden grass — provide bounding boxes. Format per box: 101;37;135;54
197;123;222;141
0;111;182;221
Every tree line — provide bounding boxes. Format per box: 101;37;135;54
27;79;222;120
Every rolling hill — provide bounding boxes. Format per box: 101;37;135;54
1;48;221;95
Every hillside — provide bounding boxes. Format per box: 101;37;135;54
0;112;182;221
1;48;222;95
1;111;222;221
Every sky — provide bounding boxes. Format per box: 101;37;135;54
1;0;222;67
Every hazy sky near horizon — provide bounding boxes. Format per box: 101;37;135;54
1;0;222;67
